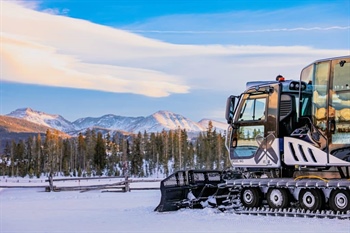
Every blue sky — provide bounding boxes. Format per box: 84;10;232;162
1;0;349;122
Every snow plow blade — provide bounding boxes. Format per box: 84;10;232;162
154;170;225;212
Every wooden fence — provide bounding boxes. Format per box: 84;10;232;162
45;176;162;192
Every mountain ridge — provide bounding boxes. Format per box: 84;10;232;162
6;108;228;135
7;108;75;132
0;115;71;149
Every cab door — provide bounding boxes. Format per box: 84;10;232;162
329;58;350;161
228;85;280;168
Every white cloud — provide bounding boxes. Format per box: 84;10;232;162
1;1;348;99
1;33;188;97
129;26;350;34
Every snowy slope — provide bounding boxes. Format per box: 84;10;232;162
6;108;76;132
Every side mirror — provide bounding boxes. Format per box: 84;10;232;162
225;95;237;124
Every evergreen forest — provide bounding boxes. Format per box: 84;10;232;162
0;121;230;178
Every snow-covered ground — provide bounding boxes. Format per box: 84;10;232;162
1;178;349;233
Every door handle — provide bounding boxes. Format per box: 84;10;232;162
329;119;336;134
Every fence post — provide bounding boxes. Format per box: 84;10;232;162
49;172;53;192
125;175;130;192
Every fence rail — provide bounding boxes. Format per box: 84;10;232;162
44;176;126;182
0;176;162;192
45;176;162;192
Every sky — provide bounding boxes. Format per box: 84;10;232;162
1;0;350;123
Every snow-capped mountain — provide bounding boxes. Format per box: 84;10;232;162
6;108;227;135
130;110;205;132
73;114;144;132
73;110;207;133
7;108;76;132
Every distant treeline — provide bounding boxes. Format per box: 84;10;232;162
0;121;230;178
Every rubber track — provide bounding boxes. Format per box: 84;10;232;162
217;178;350;220
232;207;350;220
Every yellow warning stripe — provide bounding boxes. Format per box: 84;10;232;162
294;175;329;182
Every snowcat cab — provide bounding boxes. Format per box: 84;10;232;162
225;56;350;178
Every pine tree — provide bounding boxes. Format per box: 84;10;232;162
85;129;97;176
142;131;152;176
25;136;34;177
94;132;106;176
130;132;144;177
149;132;160;176
112;133;124;176
34;134;43;178
16;140;26;177
2;142;11;175
61;139;71;176
161;130;169;175
121;136;130;177
77;133;86;176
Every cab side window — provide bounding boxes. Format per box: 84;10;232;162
239;97;266;121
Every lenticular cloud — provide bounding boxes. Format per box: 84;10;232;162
1;1;190;97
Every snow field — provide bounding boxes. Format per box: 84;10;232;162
1;187;350;233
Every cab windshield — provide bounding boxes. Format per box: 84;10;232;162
300;58;350;146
